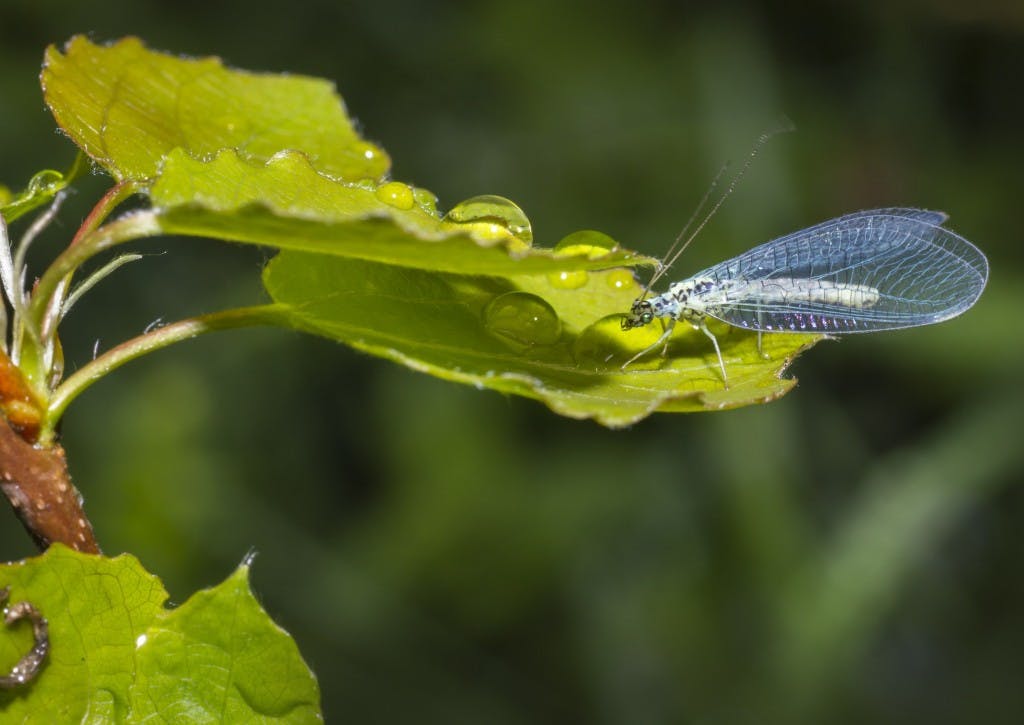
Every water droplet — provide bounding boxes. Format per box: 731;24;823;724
215;115;248;138
606;269;637;291
412;187;439;216
553;230;618;259
375;181;415;210
350;141;380;162
483;292;560;346
353;178;377;192
26;169;65;195
547;270;589;290
345;142;389;179
573;314;664;369
443;195;533;247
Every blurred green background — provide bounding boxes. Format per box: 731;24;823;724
2;1;1024;722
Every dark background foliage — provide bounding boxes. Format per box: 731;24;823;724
2;1;1023;722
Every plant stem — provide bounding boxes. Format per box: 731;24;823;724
69;180;143;249
0;414;98;552
41;180;143;347
40;304;291;443
28;209;161;331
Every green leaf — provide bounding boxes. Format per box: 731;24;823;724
264;252;820;427
0;545;321;723
150;148;647;275
39;34;819;422
43;37;645;276
42;35;388;182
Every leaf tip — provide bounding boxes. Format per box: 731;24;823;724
240;548;259;570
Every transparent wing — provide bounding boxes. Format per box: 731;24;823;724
696;208;988;333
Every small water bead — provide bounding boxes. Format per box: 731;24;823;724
573;314;665;369
350;141;381;162
443;195;533;247
267;150;321;182
26;169;65;196
606;268;638;291
553;230;619;259
412;187;439;216
375;181;415;210
345;141;390;179
547;270;589;290
214;115;249;141
483;292;561;346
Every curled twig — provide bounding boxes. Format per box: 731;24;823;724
0;586;48;688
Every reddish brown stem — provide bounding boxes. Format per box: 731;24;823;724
69;180;141;248
0;416;98;553
0;354;42;443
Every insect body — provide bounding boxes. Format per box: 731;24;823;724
621;208;989;385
